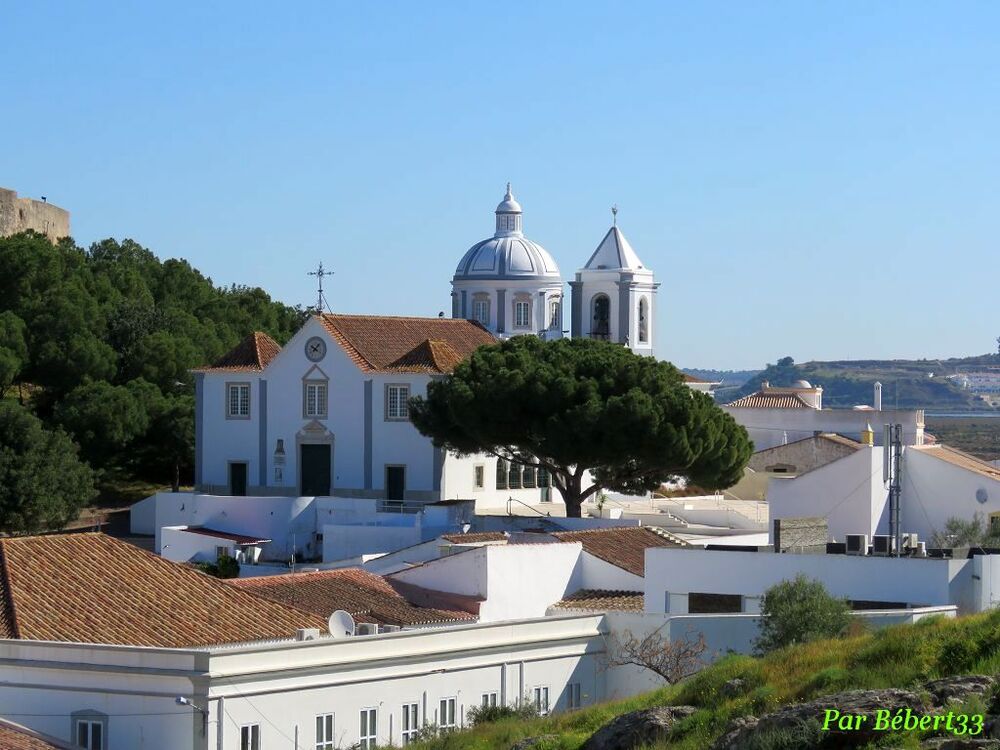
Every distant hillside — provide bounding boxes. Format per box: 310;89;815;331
719;356;997;411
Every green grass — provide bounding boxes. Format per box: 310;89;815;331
406;610;1000;750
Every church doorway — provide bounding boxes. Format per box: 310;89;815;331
591;295;610;339
300;443;332;496
228;462;248;497
385;465;406;501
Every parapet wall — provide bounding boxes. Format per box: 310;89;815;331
0;188;70;241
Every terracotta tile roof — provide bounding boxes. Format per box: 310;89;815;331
182;527;272;545
550;527;686;577
725;391;813;408
440;532;509;544
0;533;326;647
551;589;644;612
0;719;74;749
229;568;475;626
318;314;495;373
682;373;708;383
194;331;282;372
910;444;1000;481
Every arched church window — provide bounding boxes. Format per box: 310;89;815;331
472;297;491;327
591;295;610;340
638;297;649;343
496;459;508;490
548;299;560;330
514;300;531;328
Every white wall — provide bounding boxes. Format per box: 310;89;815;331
160;527;238;564
903;448;1000;541
725;406;924;451
324;523;422;562
768;447;887;542
644;547;973;613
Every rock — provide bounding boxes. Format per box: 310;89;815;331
721;678;748;698
579;705;697;750
924;676;997;708
510;736;558;750
712;688;930;750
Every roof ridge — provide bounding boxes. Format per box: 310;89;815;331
0;540;20;639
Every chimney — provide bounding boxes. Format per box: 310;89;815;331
873;382;882;411
761;380;770;390
861;423;874;446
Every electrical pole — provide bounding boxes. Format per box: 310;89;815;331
884;423;904;556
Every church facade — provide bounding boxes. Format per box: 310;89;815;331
194;185;660;504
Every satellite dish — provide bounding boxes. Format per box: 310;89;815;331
328;610;356;638
977;488;989;505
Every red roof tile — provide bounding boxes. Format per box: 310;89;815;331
0;533;326;647
195;331;282;372
318;314;495;373
0;719;73;749
725;391;813;408
440;532;509;544
229;568;475;626
551;589;644;612
550;527;686;577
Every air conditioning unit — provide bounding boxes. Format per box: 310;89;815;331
902;533;919;550
845;534;868;555
380;625;401;634
872;535;894;556
355;623;378;636
916;541;927;557
295;628;321;642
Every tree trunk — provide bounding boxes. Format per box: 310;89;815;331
172;461;180;493
557;472;586;518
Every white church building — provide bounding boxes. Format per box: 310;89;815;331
192;185;662;507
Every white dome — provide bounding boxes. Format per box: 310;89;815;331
453;184;561;281
792;379;813;389
455;235;561;280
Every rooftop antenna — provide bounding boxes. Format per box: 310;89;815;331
307;262;334;313
611;204;618;227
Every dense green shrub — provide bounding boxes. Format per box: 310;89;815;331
755;575;850;654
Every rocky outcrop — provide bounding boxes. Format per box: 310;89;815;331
579;705;696;750
925;676;997;708
712;688;930;750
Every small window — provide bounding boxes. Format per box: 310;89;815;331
472;299;490;326
566;682;582;710
496;459;508;490
401;703;419;745
533;686;550;715
316;713;335;750
638;297;649;344
359;708;377;749
523;467;536;488
514;300;531;328
537;467;551;488
240;724;260;750
548;299;560;329
386;384;411;421
473;464;485;490
75;720;104;750
304;381;328;418
481;692;498;707
227;383;250;418
215;545;230;559
439;697;457;730
508;463;522;490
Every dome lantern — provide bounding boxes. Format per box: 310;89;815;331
494;182;523;237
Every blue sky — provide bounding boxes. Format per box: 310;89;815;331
2;2;998;369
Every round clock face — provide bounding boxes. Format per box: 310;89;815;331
305;336;327;362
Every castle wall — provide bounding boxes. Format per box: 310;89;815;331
0;188;70;241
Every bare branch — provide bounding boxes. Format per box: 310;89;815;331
603;626;707;684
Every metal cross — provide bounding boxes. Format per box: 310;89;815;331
307;262;334;313
611;204;618;226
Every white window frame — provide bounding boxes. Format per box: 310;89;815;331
400;702;419;745
385;384;411;421
481;692;498;708
74;718;105;750
513;299;531;328
226;382;251;419
359;708;377;749
548;298;560;329
473;464;485;490
533;686;550;715
638;297;649;343
439;697;457;730
240;724;260;750
303;380;328;419
315;713;335;750
472;297;491;326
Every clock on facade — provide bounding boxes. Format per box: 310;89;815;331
305;336;327;362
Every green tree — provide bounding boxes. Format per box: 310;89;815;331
134;391;195;491
0;401;96;533
409;337;752;517
930;513;1000;548
755;575;851;654
0;311;28;398
53;380;152;468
